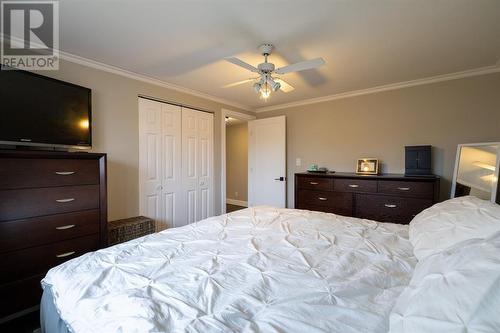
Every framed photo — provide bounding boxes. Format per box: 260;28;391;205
356;158;379;175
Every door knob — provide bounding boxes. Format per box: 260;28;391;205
274;177;286;181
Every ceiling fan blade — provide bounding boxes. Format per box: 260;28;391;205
222;78;256;88
274;57;325;74
275;78;295;92
224;57;260;73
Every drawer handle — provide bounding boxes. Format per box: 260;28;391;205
56;198;75;203
397;187;411;191
309;182;319;185
384;204;398;208
56;251;75;258
55;224;76;230
55;171;75;176
318;197;328;201
348;184;359;188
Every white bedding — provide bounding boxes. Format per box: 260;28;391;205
42;207;416;333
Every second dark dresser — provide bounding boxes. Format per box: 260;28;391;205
295;172;439;224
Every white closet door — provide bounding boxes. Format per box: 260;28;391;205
139;98;162;229
139;98;182;230
160;103;183;229
181;107;214;224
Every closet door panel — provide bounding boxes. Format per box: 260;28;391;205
161;103;182;229
139;98;182;230
182;108;200;224
197;113;213;220
182;108;214;223
139;99;164;230
187;190;197;224
201;188;209;220
146;194;161;222
163;192;175;228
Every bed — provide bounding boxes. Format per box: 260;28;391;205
41;199;500;333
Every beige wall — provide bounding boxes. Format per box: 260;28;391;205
42;59;251;221
226;122;248;202
258;72;500;207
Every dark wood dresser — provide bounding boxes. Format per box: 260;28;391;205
295;172;439;224
0;150;107;321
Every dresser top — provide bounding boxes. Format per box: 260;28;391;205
295;171;439;181
0;149;106;159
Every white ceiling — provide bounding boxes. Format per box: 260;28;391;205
58;0;500;110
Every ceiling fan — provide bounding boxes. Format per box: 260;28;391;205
223;44;325;100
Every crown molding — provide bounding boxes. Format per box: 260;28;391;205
1;34;253;112
256;63;500;113
58;51;254;112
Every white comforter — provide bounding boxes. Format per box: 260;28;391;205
42;207;416;333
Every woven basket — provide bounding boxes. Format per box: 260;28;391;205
108;216;155;245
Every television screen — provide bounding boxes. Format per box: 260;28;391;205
0;67;91;149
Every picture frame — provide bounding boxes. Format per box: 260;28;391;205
356;158;379;175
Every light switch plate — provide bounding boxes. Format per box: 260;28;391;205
296;158;302;167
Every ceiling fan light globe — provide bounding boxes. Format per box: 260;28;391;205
253;82;261;93
272;81;281;91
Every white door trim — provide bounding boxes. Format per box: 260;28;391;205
221;108;256;214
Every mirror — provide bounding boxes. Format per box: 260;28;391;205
451;142;500;203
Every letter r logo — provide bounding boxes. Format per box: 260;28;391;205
1;1;57;55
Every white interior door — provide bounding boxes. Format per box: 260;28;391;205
248;116;286;207
182;107;214;223
139;98;182;230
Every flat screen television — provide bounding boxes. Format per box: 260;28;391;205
0;67;92;149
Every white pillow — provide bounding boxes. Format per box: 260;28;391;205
389;231;500;333
409;196;500;260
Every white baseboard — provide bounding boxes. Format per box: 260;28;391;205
226;198;248;207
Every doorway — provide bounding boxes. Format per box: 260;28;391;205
220;109;255;214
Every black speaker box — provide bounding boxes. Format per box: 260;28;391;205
405;145;431;175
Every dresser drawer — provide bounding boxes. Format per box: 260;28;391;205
377;180;434;198
355;194;432;224
298;190;338;207
0;234;99;285
334;178;377;193
0;274;43;318
0;185;100;221
0;210;100;253
0;158;99;190
297;190;353;216
296;177;333;191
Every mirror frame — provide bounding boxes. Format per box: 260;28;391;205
451;142;500;204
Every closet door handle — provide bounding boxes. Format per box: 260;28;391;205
55;224;76;230
348;184;359;188
54;171;75;176
318;197;328;201
384;204;397;208
309;182;319;185
56;251;75;258
397;187;410;191
56;198;75;203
